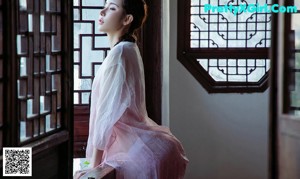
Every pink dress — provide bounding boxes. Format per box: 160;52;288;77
85;41;188;179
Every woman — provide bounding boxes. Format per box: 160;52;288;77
74;0;188;178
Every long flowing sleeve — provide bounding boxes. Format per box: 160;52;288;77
93;64;130;150
91;54;131;151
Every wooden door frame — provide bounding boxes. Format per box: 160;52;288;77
141;0;162;125
269;0;300;178
269;3;279;177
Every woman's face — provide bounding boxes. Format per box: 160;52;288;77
98;0;126;33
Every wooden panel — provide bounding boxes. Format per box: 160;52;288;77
0;0;3;153
31;142;70;179
74;142;87;157
32;146;60;179
142;0;162;124
74;106;89;158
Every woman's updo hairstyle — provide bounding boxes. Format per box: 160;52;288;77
121;0;148;42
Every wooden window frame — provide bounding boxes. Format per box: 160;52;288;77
177;0;270;93
282;0;299;114
269;0;300;178
1;0;73;177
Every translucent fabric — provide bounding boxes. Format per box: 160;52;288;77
85;42;188;179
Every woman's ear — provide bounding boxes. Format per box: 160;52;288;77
123;14;133;26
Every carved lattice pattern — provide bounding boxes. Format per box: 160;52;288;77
17;0;63;143
73;0;110;105
197;58;270;82
177;0;273;89
191;0;272;48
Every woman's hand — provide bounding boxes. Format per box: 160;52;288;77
73;169;89;179
74;148;103;178
90;149;104;168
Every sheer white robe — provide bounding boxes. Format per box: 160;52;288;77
85;41;188;179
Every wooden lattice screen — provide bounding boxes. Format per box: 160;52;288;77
73;0;109;106
17;0;63;144
73;0;110;157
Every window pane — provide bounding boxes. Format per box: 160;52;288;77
190;0;272;48
290;72;300;111
197;59;270;82
17;0;63;142
81;0;105;6
73;0;110;105
292;13;300;49
178;0;271;92
288;8;300;116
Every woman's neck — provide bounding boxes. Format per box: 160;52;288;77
108;35;120;49
107;30;126;49
107;25;131;48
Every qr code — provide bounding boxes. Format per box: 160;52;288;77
3;147;32;177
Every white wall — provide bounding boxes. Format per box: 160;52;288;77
162;1;269;179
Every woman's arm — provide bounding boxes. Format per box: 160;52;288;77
74;148;103;179
90;148;104;168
